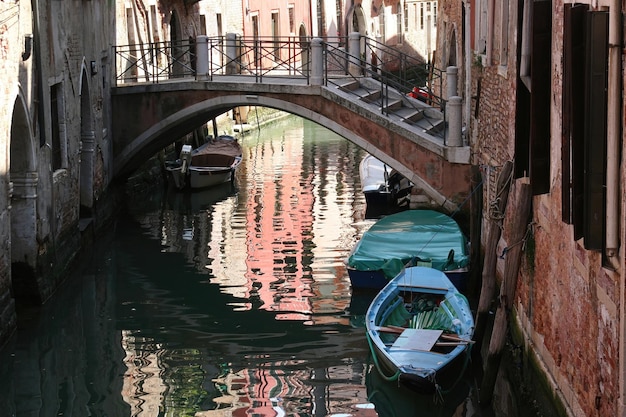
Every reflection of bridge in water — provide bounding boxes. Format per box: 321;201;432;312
112;34;470;212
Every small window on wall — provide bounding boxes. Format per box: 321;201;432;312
404;2;408;32
336;0;343;37
288;5;295;34
397;2;402;43
476;0;488;54
50;83;67;172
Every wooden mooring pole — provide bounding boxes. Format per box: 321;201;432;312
474;161;513;347
479;180;532;405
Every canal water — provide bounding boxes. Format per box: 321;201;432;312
0;115;542;417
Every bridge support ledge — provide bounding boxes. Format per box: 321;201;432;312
444;146;471;164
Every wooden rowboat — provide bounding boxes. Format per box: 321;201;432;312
365;266;474;394
165;135;242;190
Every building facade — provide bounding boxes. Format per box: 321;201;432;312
437;1;626;416
0;0;116;346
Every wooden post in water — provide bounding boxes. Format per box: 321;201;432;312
479;180;532;405
474;161;513;347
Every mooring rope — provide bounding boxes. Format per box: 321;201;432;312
365;332;402;382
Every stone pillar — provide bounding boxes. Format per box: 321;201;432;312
447;96;463;147
348;32;362;77
310;38;323;86
10;172;38;264
446;66;458;99
225;33;238;75
195;35;209;80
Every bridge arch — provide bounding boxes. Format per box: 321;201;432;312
114;93;452;208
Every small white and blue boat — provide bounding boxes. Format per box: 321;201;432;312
359;154;413;211
365;266;474;395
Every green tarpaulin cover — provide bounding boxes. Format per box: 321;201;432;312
348;210;469;279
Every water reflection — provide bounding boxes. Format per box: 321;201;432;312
1;115;490;417
117;116;378;416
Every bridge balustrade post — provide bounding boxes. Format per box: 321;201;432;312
225;33;238;75
447;96;463;147
311;38;323;86
348;32;362;77
446;66;458;99
196;35;208;81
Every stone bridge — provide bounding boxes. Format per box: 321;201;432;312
111;35;471;212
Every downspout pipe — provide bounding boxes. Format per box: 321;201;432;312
606;1;620;262
486;0;494;65
32;0;45;147
464;1;471;142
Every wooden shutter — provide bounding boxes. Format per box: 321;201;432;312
563;4;588;235
529;0;551;195
514;0;530;179
583;11;608;250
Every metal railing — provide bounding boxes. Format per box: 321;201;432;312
113;35;446;136
114;36;442;96
114;39;197;83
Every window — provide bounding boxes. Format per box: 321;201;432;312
336;0;343;37
420;3;424;30
499;1;509;66
150;6;160;42
252;14;260;66
397;2;402;43
404;2;408;32
476;0;488;54
199;15;207;36
288;5;295;34
380;5;386;42
50;83;66;171
271;11;280;60
433;3;437;27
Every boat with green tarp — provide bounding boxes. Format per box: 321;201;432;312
347;210;470;291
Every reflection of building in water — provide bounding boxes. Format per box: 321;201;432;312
121;330;167;416
242;123;315;319
196;358;377;417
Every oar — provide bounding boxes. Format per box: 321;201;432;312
440;333;475;343
376;325;406;334
435;341;470;346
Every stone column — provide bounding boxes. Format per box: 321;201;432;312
225;33;238;75
447;96;463;147
446;66;458;99
348;32;362;77
10;172;39;264
310;38;323;86
195;35;208;80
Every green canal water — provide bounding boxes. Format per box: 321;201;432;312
0;115;550;417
